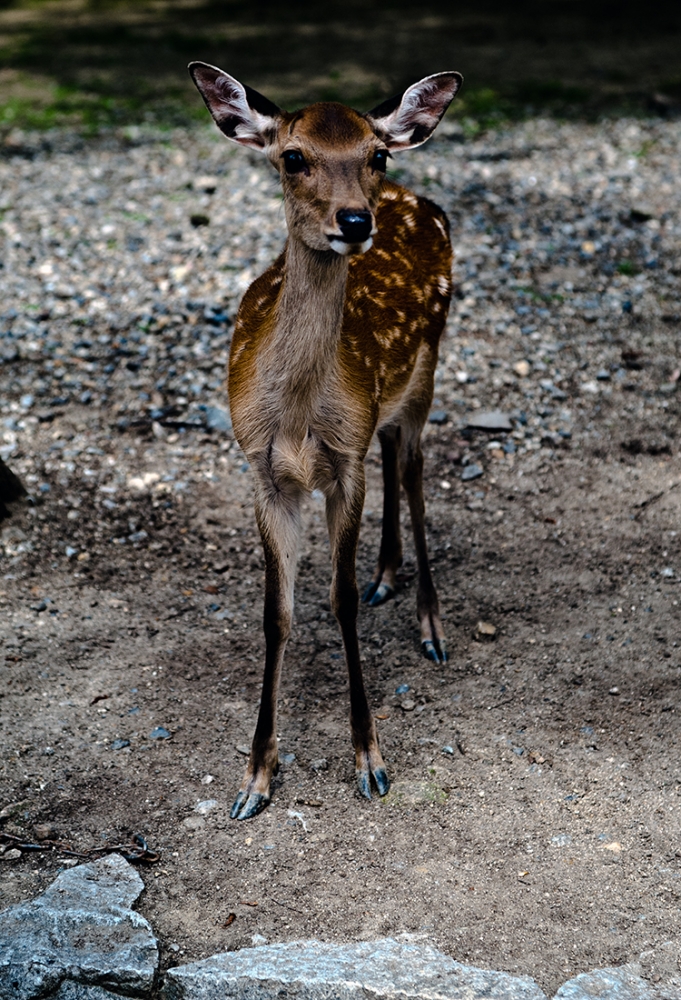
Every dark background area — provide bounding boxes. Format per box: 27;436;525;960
0;0;680;132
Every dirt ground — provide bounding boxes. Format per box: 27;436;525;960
2;407;681;997
1;122;681;997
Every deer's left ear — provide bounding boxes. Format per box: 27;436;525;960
367;72;463;151
189;61;281;150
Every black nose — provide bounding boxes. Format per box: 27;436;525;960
336;209;372;244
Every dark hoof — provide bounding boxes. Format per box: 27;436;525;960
356;765;390;799
356;768;372;800
230;790;270;821
422;638;448;664
372;767;390;797
362;581;378;603
368;582;394;607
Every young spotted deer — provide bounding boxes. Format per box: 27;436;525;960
190;62;462;819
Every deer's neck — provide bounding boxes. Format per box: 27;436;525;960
262;240;348;408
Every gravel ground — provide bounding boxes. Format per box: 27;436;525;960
1;116;681;997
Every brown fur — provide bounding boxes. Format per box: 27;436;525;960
188;62;461;818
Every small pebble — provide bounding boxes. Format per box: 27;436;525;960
461;463;483;481
395;683;410;695
194;798;217;815
111;738;130;750
149;726;171;739
200;404;232;432
194;175;219;193
466;410;512;432
33;823;57;840
552;834;572;847
2;848;22;861
473;620;497;641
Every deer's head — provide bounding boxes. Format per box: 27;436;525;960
189;64;462;256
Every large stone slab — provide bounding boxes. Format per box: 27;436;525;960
0;854;158;1000
554;965;654;999
163;937;548;1000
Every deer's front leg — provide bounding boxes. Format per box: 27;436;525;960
230;482;302;821
326;465;390;800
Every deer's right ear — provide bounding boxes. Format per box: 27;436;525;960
189;62;281;151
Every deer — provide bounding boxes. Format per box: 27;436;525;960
189;61;463;820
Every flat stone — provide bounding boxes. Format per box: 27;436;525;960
554;964;653;999
163;937;547;1000
465;410;513;432
461;463;484;481
0;854;158;1000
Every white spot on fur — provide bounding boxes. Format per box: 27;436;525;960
329;237;373;256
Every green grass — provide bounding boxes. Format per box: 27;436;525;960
0;0;680;134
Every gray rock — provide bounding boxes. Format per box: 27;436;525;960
200;405;232;432
163;937;547;1000
0;854;157;1000
461;463;484;481
466;411;512;432
554;965;653;1000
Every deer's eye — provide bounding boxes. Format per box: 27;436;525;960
282;150;307;174
371;149;388;172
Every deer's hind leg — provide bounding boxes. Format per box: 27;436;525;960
400;420;447;663
396;346;447;663
362;425;403;607
230;475;302;821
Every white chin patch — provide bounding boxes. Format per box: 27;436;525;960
328;237;373;256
